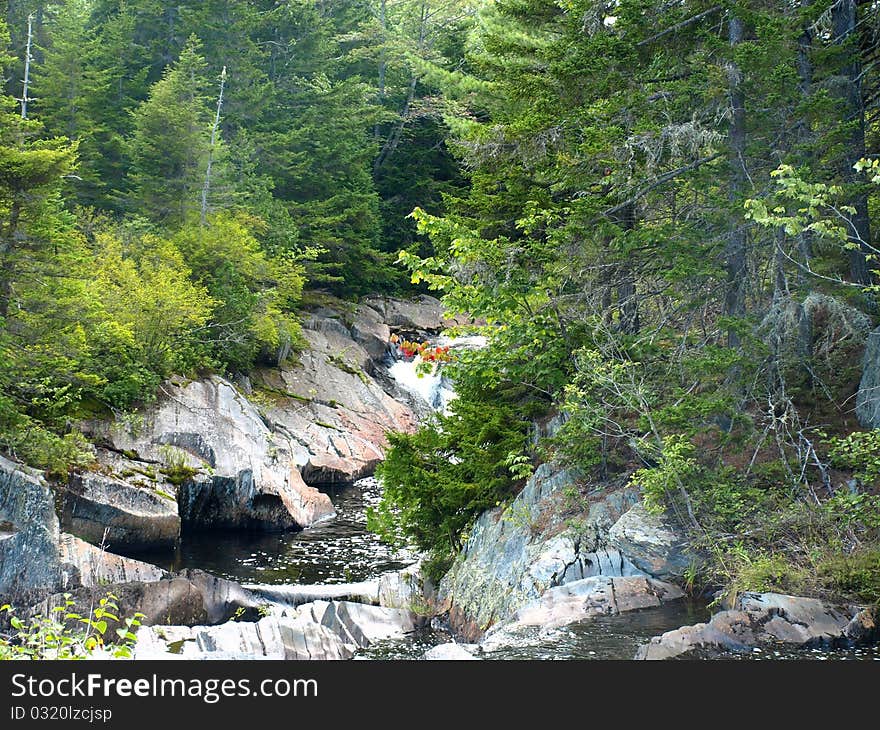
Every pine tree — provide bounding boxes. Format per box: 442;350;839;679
126;36;212;225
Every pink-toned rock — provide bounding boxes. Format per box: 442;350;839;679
635;592;859;659
253;324;418;485
92;375;335;530
506;576;684;631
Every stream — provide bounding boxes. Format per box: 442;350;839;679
142;482;878;660
135;477;416;586
129;338;880;660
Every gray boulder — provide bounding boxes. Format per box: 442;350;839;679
438;463;641;639
0;456;64;606
304;600;421;647
59;533;168;588
350;304;391;362
60;472;179;551
362;294;446;332
635;592;858;659
608;502;693;580
134;615;354;660
856;327;880;427
34;569;264;630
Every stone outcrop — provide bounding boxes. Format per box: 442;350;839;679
305;600;420;646
635;592;865;659
362;295;446;333
856;327;880;428
252;314;418;485
90;375;335;530
59;472;179;551
34;569;264;630
499;576;684;634
134;598;420;659
69;296;446;539
438;463;643;639
59;533;168;588
608;503;694;580
349;304;391;362
0;456;64;606
377;562;435;612
134;615;355;660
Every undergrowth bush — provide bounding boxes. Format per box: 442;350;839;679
368;398;533;582
0;594;144;660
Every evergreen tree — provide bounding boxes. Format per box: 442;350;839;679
126;36;212;225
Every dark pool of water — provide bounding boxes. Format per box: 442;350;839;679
130;477;415;585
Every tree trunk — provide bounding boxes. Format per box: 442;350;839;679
725;12;748;349
614;202;639;334
201;67;227;225
19;13;33;119
832;0;873;287
0;200;22;320
374;0;387;141
796;2;814;279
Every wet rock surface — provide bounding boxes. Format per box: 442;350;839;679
635;592;869;659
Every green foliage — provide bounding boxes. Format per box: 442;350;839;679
827;430;880;488
88;227;216;405
722;545;806;601
126;37;212;225
0;594;145;660
630;435;700;516
172;212;305;370
157;444;199;487
0;395;93;477
816;548;880;605
824;491;880;532
368;398;532;581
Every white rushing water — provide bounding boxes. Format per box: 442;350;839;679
387;334;486;414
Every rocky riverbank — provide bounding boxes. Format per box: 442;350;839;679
0;296;450;652
2;294;878;660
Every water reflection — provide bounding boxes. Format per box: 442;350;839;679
130;477;415;585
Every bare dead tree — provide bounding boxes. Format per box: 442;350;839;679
201;66;227;226
19;13;34;119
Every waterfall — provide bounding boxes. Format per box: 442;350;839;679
387;334;486;414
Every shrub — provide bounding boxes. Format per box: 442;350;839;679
0;594;144;660
0;395;94;477
368;398;532;582
827;430;880;488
